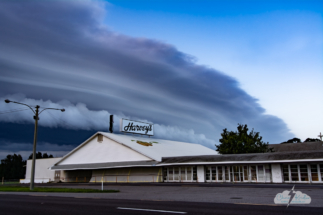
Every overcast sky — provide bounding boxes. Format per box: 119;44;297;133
0;0;322;160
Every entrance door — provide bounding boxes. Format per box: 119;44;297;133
243;166;249;182
54;171;60;182
250;166;257;182
232;166;242;182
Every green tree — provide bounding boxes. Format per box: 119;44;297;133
304;138;322;142
28;152;54;159
215;124;273;154
0;154;26;179
280;137;301;144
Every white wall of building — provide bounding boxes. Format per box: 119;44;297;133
90;167;162;183
271;164;283;183
59;136;152;165
20;157;62;184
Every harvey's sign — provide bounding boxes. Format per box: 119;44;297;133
120;119;154;136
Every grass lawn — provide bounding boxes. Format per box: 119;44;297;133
0;186;119;193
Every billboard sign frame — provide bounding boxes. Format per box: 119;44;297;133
120;118;154;136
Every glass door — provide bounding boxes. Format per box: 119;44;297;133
232;166;241;182
250;166;257;182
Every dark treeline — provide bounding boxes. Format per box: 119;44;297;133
280;137;322;144
0;152;54;180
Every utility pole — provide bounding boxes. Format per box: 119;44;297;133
30;105;39;190
4;99;64;190
318;132;323;141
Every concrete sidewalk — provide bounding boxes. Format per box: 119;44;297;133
1;184;323;207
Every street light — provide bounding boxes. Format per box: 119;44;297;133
4;99;64;190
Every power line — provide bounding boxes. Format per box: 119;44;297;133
0;107;31;113
0;108;30;115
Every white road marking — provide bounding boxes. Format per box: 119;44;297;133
117;207;187;214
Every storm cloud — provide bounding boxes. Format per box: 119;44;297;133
0;1;293;158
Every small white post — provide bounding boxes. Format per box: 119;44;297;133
101;177;103;191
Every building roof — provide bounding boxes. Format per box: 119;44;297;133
51;160;158;170
96;132;218;162
159;150;323;165
269;142;323;152
51;132;218;169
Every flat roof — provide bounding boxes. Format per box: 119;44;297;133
269;141;323;152
160;150;323;164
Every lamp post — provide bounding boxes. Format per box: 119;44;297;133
4;99;65;190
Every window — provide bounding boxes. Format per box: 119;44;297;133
243;166;248;181
265;164;271;182
218;166;223;181
169;168;173;180
187;167;192;181
193;166;197;181
163;168;168;181
205;167;211;181
257;165;264;182
290;165;299;181
299;165;309;181
97;134;103;142
211;167;217;181
181;168;186;181
311;164;319;181
174;167;179;180
320;164;323;181
283;165;289;181
224;166;230;181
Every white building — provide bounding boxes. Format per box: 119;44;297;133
22;132;323;184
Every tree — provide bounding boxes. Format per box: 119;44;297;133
215;124;273;154
0;154;26;179
304;138;322;142
28;152;54;159
280;137;301;144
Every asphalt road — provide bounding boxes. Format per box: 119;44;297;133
5;183;323;207
1;194;322;215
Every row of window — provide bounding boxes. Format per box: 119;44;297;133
163;166;197;182
282;164;323;182
205;165;271;182
162;164;323;183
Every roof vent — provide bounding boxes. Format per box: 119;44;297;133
97;134;103;143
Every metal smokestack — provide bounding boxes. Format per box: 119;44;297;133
109;115;114;133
